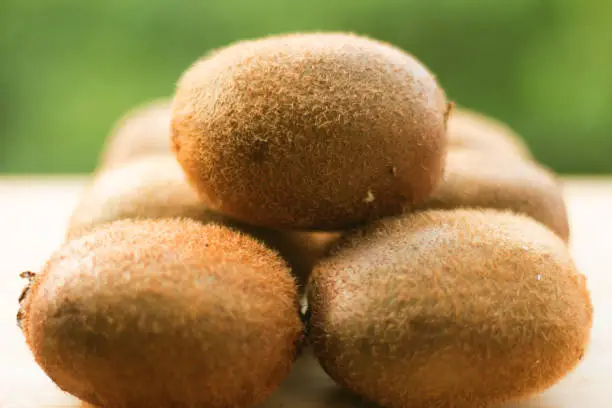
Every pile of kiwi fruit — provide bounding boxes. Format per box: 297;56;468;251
17;32;592;408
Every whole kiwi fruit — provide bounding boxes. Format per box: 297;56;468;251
308;209;593;408
66;155;215;240
171;32;451;230
416;149;570;242
98;98;172;169
66;154;340;287
18;219;303;408
447;107;532;160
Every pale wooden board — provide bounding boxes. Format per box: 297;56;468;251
0;177;610;408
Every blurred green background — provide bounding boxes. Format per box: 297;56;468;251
1;0;610;174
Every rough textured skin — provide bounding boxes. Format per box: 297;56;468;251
20;219;303;408
258;229;341;290
66;155;217;240
98;98;172;169
172;32;450;229
416;150;570;242
308;209;593;408
65;155;340;287
448;107;533;160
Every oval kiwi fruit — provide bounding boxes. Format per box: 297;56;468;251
447;107;532;160
66;155;219;240
171;32;450;230
416;149;570;241
19;219;303;408
308;209;593;408
66;154;340;288
98;98;172;169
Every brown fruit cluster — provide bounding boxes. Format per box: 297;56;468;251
18;32;592;408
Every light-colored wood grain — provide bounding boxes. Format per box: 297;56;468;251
1;177;610;408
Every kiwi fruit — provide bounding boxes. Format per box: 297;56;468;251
66;155;220;240
98;98;172;169
66;154;340;288
171;32;450;230
416;149;570;242
447;107;532;160
308;209;592;408
259;229;341;289
18;219;303;408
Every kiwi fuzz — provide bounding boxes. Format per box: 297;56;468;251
21;219;303;408
66;155;223;241
418;149;570;242
98;98;172;170
172;32;449;229
308;209;593;408
251;229;342;290
447;107;533;160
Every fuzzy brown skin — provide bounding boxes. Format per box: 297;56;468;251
416;149;570;242
308;209;593;408
448;107;533;160
253;229;341;291
20;219;303;408
66;155;224;241
98;98;172;169
172;32;450;230
65;155;340;288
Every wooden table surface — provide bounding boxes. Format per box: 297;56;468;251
1;177;610;408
